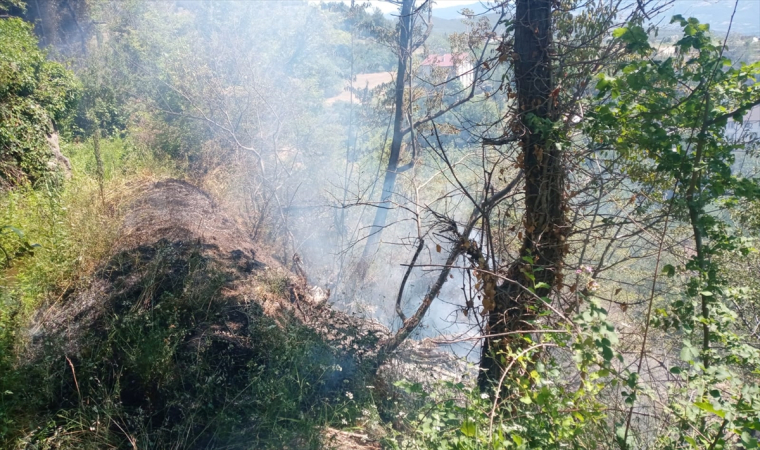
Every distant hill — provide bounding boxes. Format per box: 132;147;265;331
659;0;759;36
432;1;492;20
430;0;759;36
430;14;503;35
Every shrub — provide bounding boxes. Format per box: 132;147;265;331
0;17;81;188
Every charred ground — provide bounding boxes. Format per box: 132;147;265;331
16;180;390;449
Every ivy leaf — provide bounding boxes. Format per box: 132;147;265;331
680;343;699;362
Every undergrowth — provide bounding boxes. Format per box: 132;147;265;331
0;136;179;446
0;136;177;309
12;242;367;449
0;136;376;449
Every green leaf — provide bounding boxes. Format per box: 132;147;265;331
512;434;524;446
680;344;699;362
1;225;25;239
602;346;613;362
460;420;476;437
662;264;676;277
694;401;726;418
741;431;758;448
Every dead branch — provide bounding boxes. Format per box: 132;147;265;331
395;238;425;322
373;171;523;370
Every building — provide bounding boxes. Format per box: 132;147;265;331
419;53;473;87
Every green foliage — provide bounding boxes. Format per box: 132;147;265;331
589;16;760;448
0;135;178;444
320;2;396;73
0;133;372;447
0;137;171;309
3;243;366;448
0;225;40;268
382;299;627;449
391;13;760;450
30;245;357;448
0;17;81;187
0;0;23;13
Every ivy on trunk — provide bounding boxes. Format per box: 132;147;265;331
479;0;569;390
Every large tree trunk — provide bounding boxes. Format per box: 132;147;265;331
360;0;413;264
479;0;567;390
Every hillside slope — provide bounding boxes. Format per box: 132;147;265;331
19;179;387;449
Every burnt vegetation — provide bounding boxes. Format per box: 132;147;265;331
1;0;760;449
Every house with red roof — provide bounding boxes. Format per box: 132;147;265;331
419;53;473;87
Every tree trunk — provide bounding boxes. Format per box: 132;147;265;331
479;0;568;390
360;0;413;265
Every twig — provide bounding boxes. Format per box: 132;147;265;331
622;185;675;446
395;238;425;322
373;172;523;370
65;356;82;407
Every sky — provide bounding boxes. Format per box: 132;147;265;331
308;0;481;14
309;0;759;35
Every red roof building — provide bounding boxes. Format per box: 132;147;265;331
419;53;473;87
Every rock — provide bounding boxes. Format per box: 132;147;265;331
46;131;72;179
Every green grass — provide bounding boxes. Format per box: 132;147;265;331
0;135;180;446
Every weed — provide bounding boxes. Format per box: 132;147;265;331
0;136;179;446
257;269;291;298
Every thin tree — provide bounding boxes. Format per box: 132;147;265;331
359;0;420;268
358;0;493;276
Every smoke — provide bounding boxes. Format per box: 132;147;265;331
54;0;508;360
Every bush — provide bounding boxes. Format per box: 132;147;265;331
0;17;81;188
0;135;178;445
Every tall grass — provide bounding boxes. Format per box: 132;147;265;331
0;136;178;444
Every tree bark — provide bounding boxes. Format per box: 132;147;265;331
479;0;568;390
360;0;414;265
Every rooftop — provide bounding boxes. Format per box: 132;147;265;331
420;53;470;67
